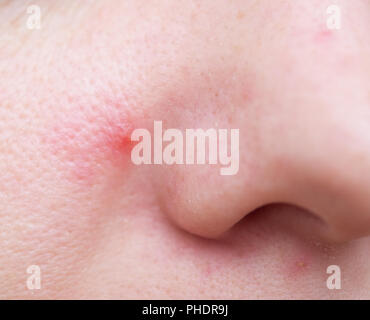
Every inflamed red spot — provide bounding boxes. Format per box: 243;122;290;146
43;97;137;186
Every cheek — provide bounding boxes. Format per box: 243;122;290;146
42;98;137;186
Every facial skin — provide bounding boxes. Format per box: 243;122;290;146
0;0;369;299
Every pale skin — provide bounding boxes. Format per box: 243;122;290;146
0;0;369;299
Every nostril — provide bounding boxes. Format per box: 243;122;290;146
236;202;370;244
232;203;330;241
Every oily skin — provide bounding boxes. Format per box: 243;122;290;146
0;0;369;299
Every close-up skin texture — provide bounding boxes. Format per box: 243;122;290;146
0;0;369;299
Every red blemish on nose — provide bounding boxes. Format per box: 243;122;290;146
43;95;137;185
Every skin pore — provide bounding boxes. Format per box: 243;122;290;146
0;0;369;299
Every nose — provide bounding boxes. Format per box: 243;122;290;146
157;104;370;243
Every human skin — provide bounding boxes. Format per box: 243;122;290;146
0;0;369;299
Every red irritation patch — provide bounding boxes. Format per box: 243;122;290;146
314;29;335;44
43;97;137;185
